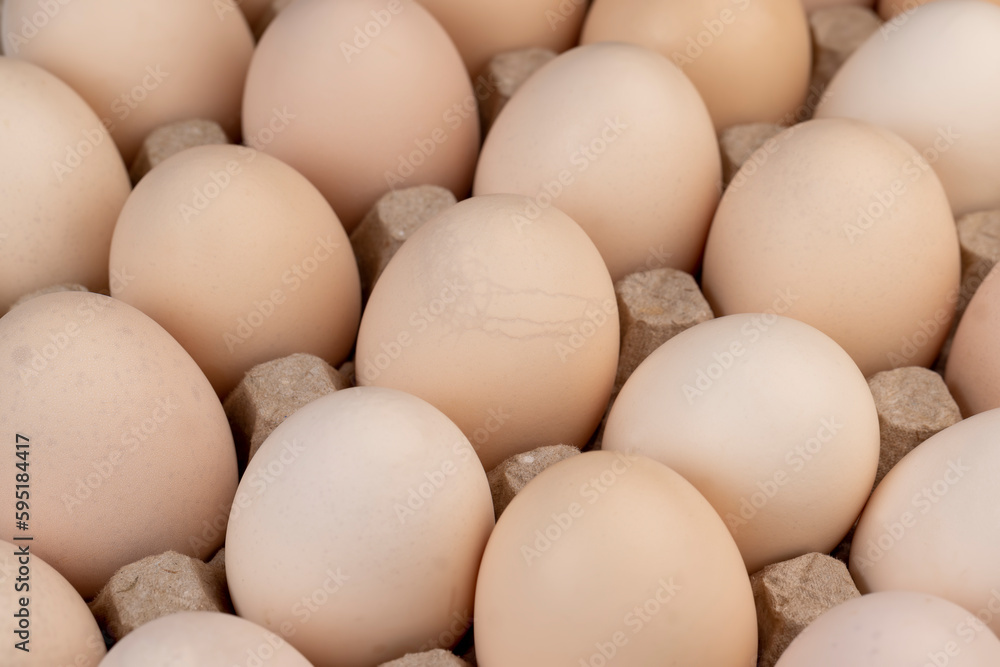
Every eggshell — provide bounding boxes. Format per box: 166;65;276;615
355;194;619;471
473;43;721;281
702;118;960;377
580;0;812;130
109;144;361;397
815;0;1000;216
776;591;1000;666
243;0;479;231
604;315;879;573
226;387;494;667
946;265;1000;417
415;0;586;76
100;611;313;666
0;292;238;598
0;57;130;312
850;408;1000;635
474;451;757;666
0;539;106;666
1;0;254;164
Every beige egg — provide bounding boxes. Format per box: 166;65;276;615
580;0;812;131
702;118;960;377
816;0;1000;216
226;387;493;667
109;144;361;397
947;265;1000;417
0;292;237;598
473;42;721;281
776;591;1000;666
100;611;313;666
475;451;757;666
415;0;586;76
355;194;619;471
878;0;1000;20
0;57;130;312
0;539;106;666
945;268;1000;417
2;0;253;164
850;408;1000;635
243;0;479;232
604;315;879;573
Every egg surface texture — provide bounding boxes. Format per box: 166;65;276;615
702;118;960;377
0;292;237;598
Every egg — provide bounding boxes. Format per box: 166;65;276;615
226;387;493;667
580;0;812;131
474;451;758;666
1;0;254;164
243;0;479;232
850;408;1000;635
946;266;1000;417
0;539;106;666
109;144;361;397
100;611;313;666
702;118;960;377
815;0;1000;216
877;0;1000;20
604;315;880;573
355;194;618;471
0;57;130;312
473;42;721;281
0;292;237;598
776;591;1000;666
415;0;586;76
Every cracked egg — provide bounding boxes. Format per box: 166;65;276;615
355;193;619;471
